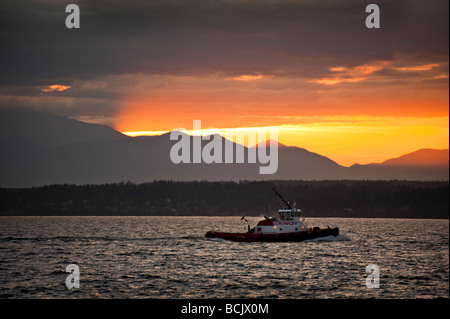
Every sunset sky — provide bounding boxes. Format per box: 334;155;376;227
0;0;448;166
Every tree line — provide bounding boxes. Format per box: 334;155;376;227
0;180;448;218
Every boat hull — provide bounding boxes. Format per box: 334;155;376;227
205;227;339;242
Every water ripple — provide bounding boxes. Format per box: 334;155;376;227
0;216;448;299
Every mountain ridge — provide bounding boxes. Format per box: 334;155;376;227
0;108;448;187
381;148;449;167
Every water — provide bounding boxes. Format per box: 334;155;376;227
0;216;448;299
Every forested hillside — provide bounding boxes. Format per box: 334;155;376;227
0;180;448;218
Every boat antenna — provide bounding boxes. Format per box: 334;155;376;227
272;188;292;209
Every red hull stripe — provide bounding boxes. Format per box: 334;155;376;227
205;228;339;242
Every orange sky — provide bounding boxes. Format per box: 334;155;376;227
114;59;449;166
1;0;447;169
119;115;449;166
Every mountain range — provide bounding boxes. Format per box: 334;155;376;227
0;108;448;187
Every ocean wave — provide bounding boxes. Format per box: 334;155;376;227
1;234;351;243
0;235;202;242
305;234;351;242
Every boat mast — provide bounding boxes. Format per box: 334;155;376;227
272;188;292;209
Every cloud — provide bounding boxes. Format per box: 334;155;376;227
1;0;448;85
0;0;448;126
309;77;368;86
309;58;448;86
232;75;265;81
41;85;71;92
394;63;440;72
308;61;387;85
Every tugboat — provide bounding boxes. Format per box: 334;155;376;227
205;188;339;242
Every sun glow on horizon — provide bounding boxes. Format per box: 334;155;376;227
120;116;449;166
114;57;448;167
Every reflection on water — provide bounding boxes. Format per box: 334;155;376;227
0;216;448;298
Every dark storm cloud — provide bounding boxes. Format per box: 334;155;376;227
0;0;448;86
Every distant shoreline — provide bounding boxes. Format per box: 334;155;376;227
0;215;448;220
1;180;448;219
